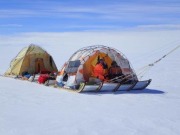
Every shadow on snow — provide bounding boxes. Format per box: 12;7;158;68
81;88;165;95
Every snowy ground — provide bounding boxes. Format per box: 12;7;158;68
0;30;180;135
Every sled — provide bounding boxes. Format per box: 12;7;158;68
132;79;152;90
82;79;151;92
80;82;103;92
56;79;151;93
2;73;151;93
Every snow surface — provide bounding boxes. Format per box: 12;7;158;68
0;31;180;135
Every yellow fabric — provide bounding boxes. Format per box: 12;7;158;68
5;44;58;75
83;52;112;81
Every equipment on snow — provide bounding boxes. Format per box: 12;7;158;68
54;45;150;92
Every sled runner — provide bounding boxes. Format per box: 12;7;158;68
132;79;152;90
77;79;151;93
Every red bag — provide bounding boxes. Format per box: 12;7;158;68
38;74;49;84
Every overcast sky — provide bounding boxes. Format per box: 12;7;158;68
0;0;180;34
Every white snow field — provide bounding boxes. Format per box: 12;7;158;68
0;30;180;135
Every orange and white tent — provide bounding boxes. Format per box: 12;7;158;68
56;45;138;87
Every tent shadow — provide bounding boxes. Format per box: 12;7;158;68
82;88;165;95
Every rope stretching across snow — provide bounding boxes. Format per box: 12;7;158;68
135;45;180;80
108;45;180;83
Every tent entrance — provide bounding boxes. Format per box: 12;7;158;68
35;58;45;73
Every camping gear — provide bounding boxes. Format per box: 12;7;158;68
38;74;49;84
55;45;150;92
5;44;58;76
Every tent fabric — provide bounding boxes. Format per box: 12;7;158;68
5;44;58;75
57;45;138;87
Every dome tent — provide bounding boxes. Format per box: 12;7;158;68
5;44;58;76
56;45;149;92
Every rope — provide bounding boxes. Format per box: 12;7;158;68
133;40;180;63
107;45;180;82
137;45;180;79
107;73;135;83
148;45;180;67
